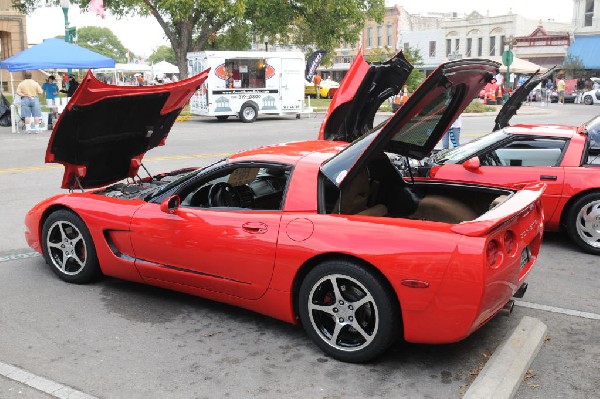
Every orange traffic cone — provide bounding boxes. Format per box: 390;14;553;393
401;85;409;104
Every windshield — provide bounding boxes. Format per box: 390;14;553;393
435;130;509;163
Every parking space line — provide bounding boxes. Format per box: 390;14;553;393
0;252;39;263
0;361;98;399
0;153;231;175
515;300;600;320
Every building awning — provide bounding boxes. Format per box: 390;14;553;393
568;36;600;69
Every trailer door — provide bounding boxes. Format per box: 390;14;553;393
280;58;304;113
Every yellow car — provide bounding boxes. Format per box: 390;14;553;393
305;79;340;98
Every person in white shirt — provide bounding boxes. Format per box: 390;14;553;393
442;114;462;149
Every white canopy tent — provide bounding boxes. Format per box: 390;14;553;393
152;61;179;75
487;56;548;74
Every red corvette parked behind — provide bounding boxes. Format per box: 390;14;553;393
25;53;544;362
395;69;600;255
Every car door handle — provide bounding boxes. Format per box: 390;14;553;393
540;175;557;181
242;222;268;234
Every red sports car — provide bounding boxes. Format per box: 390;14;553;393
398;69;600;255
25;53;544;362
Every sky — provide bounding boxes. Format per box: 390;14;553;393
26;1;574;57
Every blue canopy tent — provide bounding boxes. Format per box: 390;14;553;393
0;38;115;131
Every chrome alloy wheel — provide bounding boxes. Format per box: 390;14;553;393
308;274;379;352
46;220;88;275
575;199;600;249
242;106;256;120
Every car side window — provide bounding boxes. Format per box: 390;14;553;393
180;166;290;210
479;138;567;167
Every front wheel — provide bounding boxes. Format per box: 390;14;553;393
584;95;594;105
239;103;258;123
41;210;101;283
566;193;600;255
298;260;400;363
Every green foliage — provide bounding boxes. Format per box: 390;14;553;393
12;0;385;78
562;54;585;79
403;47;425;92
464;100;496;113
76;26;131;63
148;45;176;65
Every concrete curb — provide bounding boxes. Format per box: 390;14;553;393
464;316;547;399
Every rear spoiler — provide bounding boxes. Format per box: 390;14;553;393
450;183;545;237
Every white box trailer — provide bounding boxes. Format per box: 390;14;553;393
188;51;306;122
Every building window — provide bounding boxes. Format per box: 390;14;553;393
387;24;393;47
466;38;472;57
500;35;506;52
429;41;436;57
585;0;594;26
489;36;496;56
377;25;383;47
478;37;483;56
446;38;452;56
455;39;460;53
404;42;410;52
367;27;372;48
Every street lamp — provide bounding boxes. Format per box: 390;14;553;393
60;0;70;43
264;36;269;52
60;0;72;75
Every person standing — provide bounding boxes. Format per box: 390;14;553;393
60;75;80;98
313;73;322;99
442;114;462;149
16;71;43;131
557;77;566;104
42;75;59;106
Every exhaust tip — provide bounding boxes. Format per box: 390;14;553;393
499;299;515;317
513;282;528;298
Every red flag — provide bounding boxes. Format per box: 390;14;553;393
88;0;105;19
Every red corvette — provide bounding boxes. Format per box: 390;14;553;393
399;69;600;255
25;53;544;362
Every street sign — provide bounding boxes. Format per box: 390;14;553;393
502;50;513;67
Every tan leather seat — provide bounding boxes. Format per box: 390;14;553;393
409;195;477;224
338;170;388;217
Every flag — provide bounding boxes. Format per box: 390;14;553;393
305;50;327;82
88;0;105;19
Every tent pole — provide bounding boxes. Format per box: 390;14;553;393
10;72;16;133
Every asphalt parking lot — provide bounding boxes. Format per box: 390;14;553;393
0;103;598;398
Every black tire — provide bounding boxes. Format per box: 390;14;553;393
566;192;600;255
298;260;400;363
216;115;229;121
239;103;258;123
41;210;101;283
584;95;593;105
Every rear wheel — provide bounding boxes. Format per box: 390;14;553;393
216;115;229;121
584;95;594;105
41;210;101;283
239;103;258;123
298;260;400;363
566;193;600;255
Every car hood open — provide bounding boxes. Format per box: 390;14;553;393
493;66;556;131
320;57;499;188
46;69;209;189
318;51;413;142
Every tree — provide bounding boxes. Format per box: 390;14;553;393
76;26;130;63
562;54;585;79
148;45;176;65
13;0;384;77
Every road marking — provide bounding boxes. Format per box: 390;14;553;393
0;153;231;175
515;300;600;320
0;252;40;263
0;361;98;399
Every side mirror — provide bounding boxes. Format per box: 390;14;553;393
463;157;480;171
160;195;180;214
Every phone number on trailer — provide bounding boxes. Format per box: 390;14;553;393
235;94;262;100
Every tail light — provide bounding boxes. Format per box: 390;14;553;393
486;239;502;267
503;230;517;255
